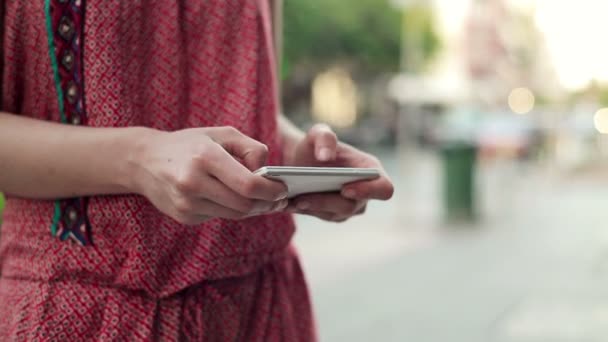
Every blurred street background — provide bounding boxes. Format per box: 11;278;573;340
281;0;608;341
4;0;608;341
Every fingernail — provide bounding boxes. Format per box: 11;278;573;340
275;200;289;211
318;148;332;162
343;189;357;199
296;201;310;210
276;191;289;201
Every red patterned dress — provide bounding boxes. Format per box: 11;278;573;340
0;0;316;340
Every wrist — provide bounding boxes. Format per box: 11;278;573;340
121;126;163;195
278;115;305;165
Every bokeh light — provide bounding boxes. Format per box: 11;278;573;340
311;68;359;128
508;87;535;114
593;108;608;134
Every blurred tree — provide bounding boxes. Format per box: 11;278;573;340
596;83;608;107
282;0;440;128
570;80;608;108
283;0;439;77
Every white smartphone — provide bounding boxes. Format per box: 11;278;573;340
254;166;380;198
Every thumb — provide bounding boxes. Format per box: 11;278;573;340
306;124;338;162
208;127;268;171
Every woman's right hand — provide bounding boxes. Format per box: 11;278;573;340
130;126;289;225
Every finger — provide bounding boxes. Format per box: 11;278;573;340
176;197;289;224
178;144;288;201
341;175;394;201
197;175;284;214
174;199;245;224
207;126;268;171
206;147;288;201
289;193;362;217
355;204;367;215
293;210;348;223
307;124;338;162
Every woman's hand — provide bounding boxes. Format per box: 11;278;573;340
132;126;289;225
285;124;394;222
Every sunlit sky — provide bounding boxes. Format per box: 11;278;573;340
432;0;608;91
534;0;608;90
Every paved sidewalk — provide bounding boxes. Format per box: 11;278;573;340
295;150;608;342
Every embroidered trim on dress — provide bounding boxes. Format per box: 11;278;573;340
45;0;92;246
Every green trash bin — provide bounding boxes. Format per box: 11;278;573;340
440;142;477;223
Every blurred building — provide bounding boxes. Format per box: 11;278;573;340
390;0;562;156
462;0;560;105
392;0;559;105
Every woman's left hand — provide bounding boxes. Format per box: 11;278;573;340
285;124;394;222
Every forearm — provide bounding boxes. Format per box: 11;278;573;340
0;113;151;199
278;114;305;165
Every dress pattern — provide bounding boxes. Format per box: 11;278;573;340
46;0;92;245
0;0;316;340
